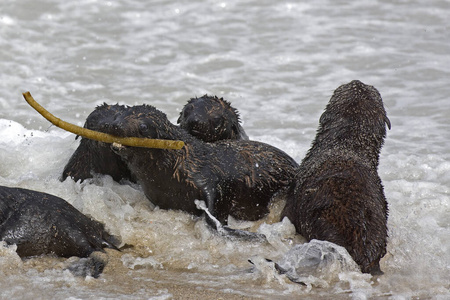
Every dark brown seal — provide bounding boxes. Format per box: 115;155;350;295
177;95;248;142
61;103;135;183
105;104;297;234
62;96;248;183
0;186;119;257
282;80;390;275
0;186;119;277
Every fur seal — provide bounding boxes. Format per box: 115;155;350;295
0;186;119;260
62;96;248;183
177;94;248;142
104;104;297;233
282;80;390;275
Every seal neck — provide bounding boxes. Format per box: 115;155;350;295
306;123;386;170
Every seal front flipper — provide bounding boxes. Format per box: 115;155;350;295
194;176;267;242
61;137;90;182
60;103;136;183
221;225;267;242
195;199;267;242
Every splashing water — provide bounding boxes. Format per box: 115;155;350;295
1;0;449;298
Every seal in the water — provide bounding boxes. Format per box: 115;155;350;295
0;186;119;261
282;80;390;275
62;96;248;183
177;94;249;142
61;103;136;183
104;104;297;234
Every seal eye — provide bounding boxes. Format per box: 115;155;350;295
138;122;158;138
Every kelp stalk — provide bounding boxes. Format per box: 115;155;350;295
22;92;184;150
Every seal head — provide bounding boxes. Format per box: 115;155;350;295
178;95;248;142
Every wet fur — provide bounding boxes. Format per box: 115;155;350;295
61;103;135;183
282;80;390;275
177;95;248;142
0;186;119;259
106;105;298;225
62;95;248;183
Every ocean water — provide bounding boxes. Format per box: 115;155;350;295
1;0;449;299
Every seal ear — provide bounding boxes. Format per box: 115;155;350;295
384;116;391;130
318;110;332;128
230;123;240;139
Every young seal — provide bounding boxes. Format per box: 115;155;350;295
62;96;248;183
0;185;119;276
102;104;298;234
282;80;390;275
177;94;248;142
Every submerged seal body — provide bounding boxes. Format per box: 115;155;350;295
282;80;390;275
61;103;135;183
177;95;248;142
0;185;119;258
105;104;298;226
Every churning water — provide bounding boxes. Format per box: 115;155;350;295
1;0;449;299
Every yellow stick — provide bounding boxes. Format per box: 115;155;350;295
22;92;184;150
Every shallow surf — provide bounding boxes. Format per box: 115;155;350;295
1;0;449;298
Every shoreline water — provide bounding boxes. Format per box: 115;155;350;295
1;0;450;298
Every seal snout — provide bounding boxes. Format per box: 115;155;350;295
100;120;129;138
183;114;217;142
187;118;208;133
100;121;120;133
